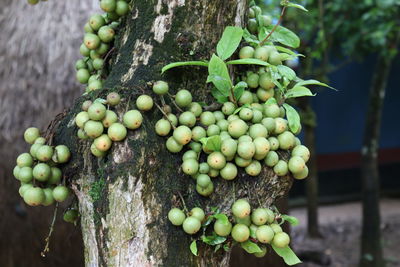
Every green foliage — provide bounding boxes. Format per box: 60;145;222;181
272;245;302;265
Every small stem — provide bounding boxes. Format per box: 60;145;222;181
260;6;287;46
41;203;59;257
155;102;177;130
160;95;167;107
177;191;189;214
167;93;184;113
230;86;238;106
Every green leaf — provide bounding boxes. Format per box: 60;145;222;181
161;61;208;73
243;29;260;46
240;240;263;254
213;213;229;224
265;97;277;106
190;241;198;256
287;2;308;12
233;81;247;101
202;233;226;246
94;98;107;104
295;79;335;90
226;58;271;67
281;215;299;226
200;135;222;152
283;104;301;134
208;54;232;97
277;65;296;80
211;88;229;103
214;244;221;252
271;245;302;266
275;46;304;57
285;86;315;98
223;244;230;251
249;226;257;239
217;26;244;60
259;25;300;48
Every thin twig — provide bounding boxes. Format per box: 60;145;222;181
177;191;189;214
167;93;184;113
41;203;59;257
155;102;176;130
260;6;287;46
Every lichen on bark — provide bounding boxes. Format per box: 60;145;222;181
53;0;294;266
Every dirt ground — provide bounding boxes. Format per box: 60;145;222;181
290;198;400;267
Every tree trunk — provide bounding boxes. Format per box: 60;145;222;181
52;1;293;266
360;54;392;267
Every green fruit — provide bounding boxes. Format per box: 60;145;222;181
251;208;270;226
239;46;255;59
23;187;45;206
256;225;275;244
274;118;288;134
272;232;290;248
84;33;101;50
77;128;89;139
249;124;268;139
102;110;118;128
17;153;33;167
155;119;171;136
238;135;252;143
248;7;255;18
13;166;21;180
199;162;210;174
247;18;258;33
200;111;216;126
94;134;112;152
166;137;183;153
92;58;104;70
268;137;279;151
175;90;192;108
221;139;237;157
228;119;248;138
123;110;143;130
179;111;196;127
36;145;53;162
217;119;229;131
213;111;225;121
259;15;272;26
231;224;250;242
107;11;120;21
107;92;121;106
227;114;240;122
214;219;232;237
208;168;219;178
196;182;214;196
173;126;192;145
251;109;263;123
91;143;106;157
189;142;202;153
76;111;90;128
168;208;186;226
167;114;178;127
262;117;276;133
259;72;275;90
76;69;90;84
29;144;41;159
63;209;79;223
80;43;90;57
235;156;252;167
33;163;51;182
256;88;274;102
268;51;282;66
100;0;116;12
182;150;197;161
53;185;70;202
48;167;62;185
153;81;169;95
98;26;115;43
253;137;270;160
279;107;286;118
84;120;104;139
239;108;253;121
90;50;101;60
88;103;107;121
264;104;280;118
220;131;231;141
207;152;226;170
274;160;288;176
245;160;262;176
220;163;238;180
278;131;296;150
235;215;251;226
115;0;129;16
42;188;55;206
222;102;236;115
89;14;106;31
190;207;205;221
24;127;40;144
293;165;309;180
34;137;46;145
187;102;202;117
108;122;127;141
196;174;211;188
270;223;283;233
53;145;71;163
254;46;270;61
19;184;33;197
136;95;154;111
265;151;279;167
18;167;33;183
288;156;306;174
191;126;206;142
182;159;199;175
252;93;259;103
237;141;255;160
238;91;253;105
182;216;201;234
207;124;220;136
247;73;259;89
232;199;251;218
292;145;310;163
81;100;92;111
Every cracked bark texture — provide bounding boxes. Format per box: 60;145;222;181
54;0;293;266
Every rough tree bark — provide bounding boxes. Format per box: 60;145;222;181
53;1;293;266
359;54;393;267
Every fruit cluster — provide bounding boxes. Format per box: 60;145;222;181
75;0;130;93
168;199;292;258
153;80;310;197
13;127;71;207
75;92;153;157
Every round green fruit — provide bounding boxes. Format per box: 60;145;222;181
256;225;275;244
88;103;107;121
53;145;71;163
293;165;309;180
98;26;115;43
102;110;118;128
166;137;183;153
182;216;201;234
136;95;154;111
235;156;252;167
48;167;62;185
115;0;129;16
199;162;210;174
108;123;127;141
200;111;216;126
76;111;90;128
107;92;121;106
100;0;116;12
239;46;254;59
272;232;290;248
84;33;101;50
228;119;248;138
196;182;214;197
84;120;104;139
63;209;79;223
179;111;196;127
52;185;70;202
18;167;33;183
190;207;205;222
42;188;55;206
33;163;51;182
191;126;206;142
152;81;169;95
221;139;237;157
94;134;113;152
288;156;306;174
17;153;33;167
155;119;171;136
214;219;232;237
24;127;40;144
220;163;238;180
182;159;199;175
23;187;45;206
278;131;296;150
274;160;288;176
264;104;280;118
173;126;192;145
232;199;251;219
265;151;279;167
168;208;186;226
251;208;270;226
231;224;250;242
207;152;226;170
292;145;310;163
89;14;106;31
91;143;106;157
237;141;255;160
123;110;143;130
222;102;236;115
175;90;192;108
245;160;262;176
